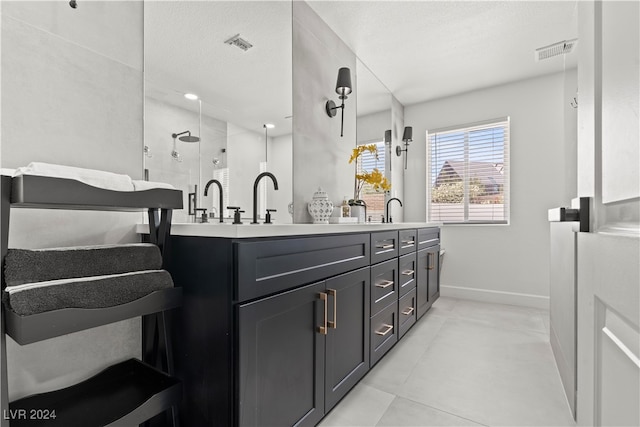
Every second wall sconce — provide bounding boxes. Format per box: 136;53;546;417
325;67;352;137
396;126;412;169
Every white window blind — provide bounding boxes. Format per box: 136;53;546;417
356;140;386;222
427;118;510;224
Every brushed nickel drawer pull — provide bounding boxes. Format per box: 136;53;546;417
375;280;394;288
327;288;337;329
401;270;415;276
402;240;415;245
376;243;395;249
402;307;415;316
318;292;328;335
375;323;394;336
427;252;435;270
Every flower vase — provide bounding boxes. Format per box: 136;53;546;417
307;187;334;224
350;204;365;223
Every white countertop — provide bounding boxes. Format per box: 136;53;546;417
136;222;441;238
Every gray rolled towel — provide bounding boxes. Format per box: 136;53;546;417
6;270;174;316
4;244;163;287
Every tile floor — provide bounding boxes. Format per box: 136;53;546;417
318;297;576;427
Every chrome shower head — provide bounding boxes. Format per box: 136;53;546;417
172;130;200;143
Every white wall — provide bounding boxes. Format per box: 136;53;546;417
269;133;293;224
1;1;144;400
404;71;575;308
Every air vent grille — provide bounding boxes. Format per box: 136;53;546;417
224;34;253;51
535;39;578;61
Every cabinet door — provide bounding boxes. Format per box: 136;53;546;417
238;281;326;427
416;248;430;319
428;245;440;303
325;267;370;411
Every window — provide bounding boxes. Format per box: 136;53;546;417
427;118;510;224
356;140;387;222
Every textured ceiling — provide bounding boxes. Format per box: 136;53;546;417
308;0;579;106
144;1;578;135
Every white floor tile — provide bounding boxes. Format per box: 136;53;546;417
319;383;395;427
376;396;485;426
320;298;575;427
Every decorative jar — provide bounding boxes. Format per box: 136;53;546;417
307;187;334;224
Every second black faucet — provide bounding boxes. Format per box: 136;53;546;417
252;172;279;224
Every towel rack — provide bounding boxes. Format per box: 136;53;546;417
1;174;184;427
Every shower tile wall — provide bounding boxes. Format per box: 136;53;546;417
1;1;144;401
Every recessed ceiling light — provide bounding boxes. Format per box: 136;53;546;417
184;93;199;101
264;123;275;129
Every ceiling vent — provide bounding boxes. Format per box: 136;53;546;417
535;39;578;61
224;34;253;51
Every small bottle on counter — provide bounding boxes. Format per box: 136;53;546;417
341;196;350;217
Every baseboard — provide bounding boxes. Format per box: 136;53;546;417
440;285;550;310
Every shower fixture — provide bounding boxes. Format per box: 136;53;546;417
144;145;153;158
171;134;183;162
325;67;352;137
172;130;200;143
69;0;77;9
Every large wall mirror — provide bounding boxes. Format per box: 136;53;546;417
144;1;292;224
355;58;392;222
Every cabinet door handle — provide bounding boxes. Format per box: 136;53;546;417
374;323;394;336
402;240;415;246
318;292;328;335
427;252;435;270
376;243;394;249
327;288;337;329
401;307;415;316
401;270;415;276
375;280;394;288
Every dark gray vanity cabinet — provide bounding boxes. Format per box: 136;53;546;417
163;227;438;427
416;228;441;319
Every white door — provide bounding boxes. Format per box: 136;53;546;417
576;1;640;426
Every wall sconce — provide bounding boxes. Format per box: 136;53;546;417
396;126;412;169
325;67;352;137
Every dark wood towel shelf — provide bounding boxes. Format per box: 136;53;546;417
8;358;181;427
4;287;183;345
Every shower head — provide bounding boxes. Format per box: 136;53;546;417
172;130;200;143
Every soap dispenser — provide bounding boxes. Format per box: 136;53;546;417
341;196;350;218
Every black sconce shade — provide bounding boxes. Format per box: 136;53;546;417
402;126;413;142
335;67;352;99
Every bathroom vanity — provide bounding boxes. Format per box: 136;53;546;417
139;223;440;426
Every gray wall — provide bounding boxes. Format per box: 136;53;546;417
404;71;576;308
292;1;357;223
1;1;143;400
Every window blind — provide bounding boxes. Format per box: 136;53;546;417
356;141;386;222
427;118;510;224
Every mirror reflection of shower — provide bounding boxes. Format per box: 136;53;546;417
171;130;200;162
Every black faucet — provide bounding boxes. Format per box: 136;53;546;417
252;172;279;224
386;197;403;223
204;179;224;223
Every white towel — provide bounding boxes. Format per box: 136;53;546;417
132;180;176;191
13;162;134;191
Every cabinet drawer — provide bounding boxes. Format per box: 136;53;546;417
417;228;440;251
398;252;417;298
371;231;399;264
398;229;417;255
398;288;417;339
235;233;370;302
370;300;398;367
370;258;398;316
